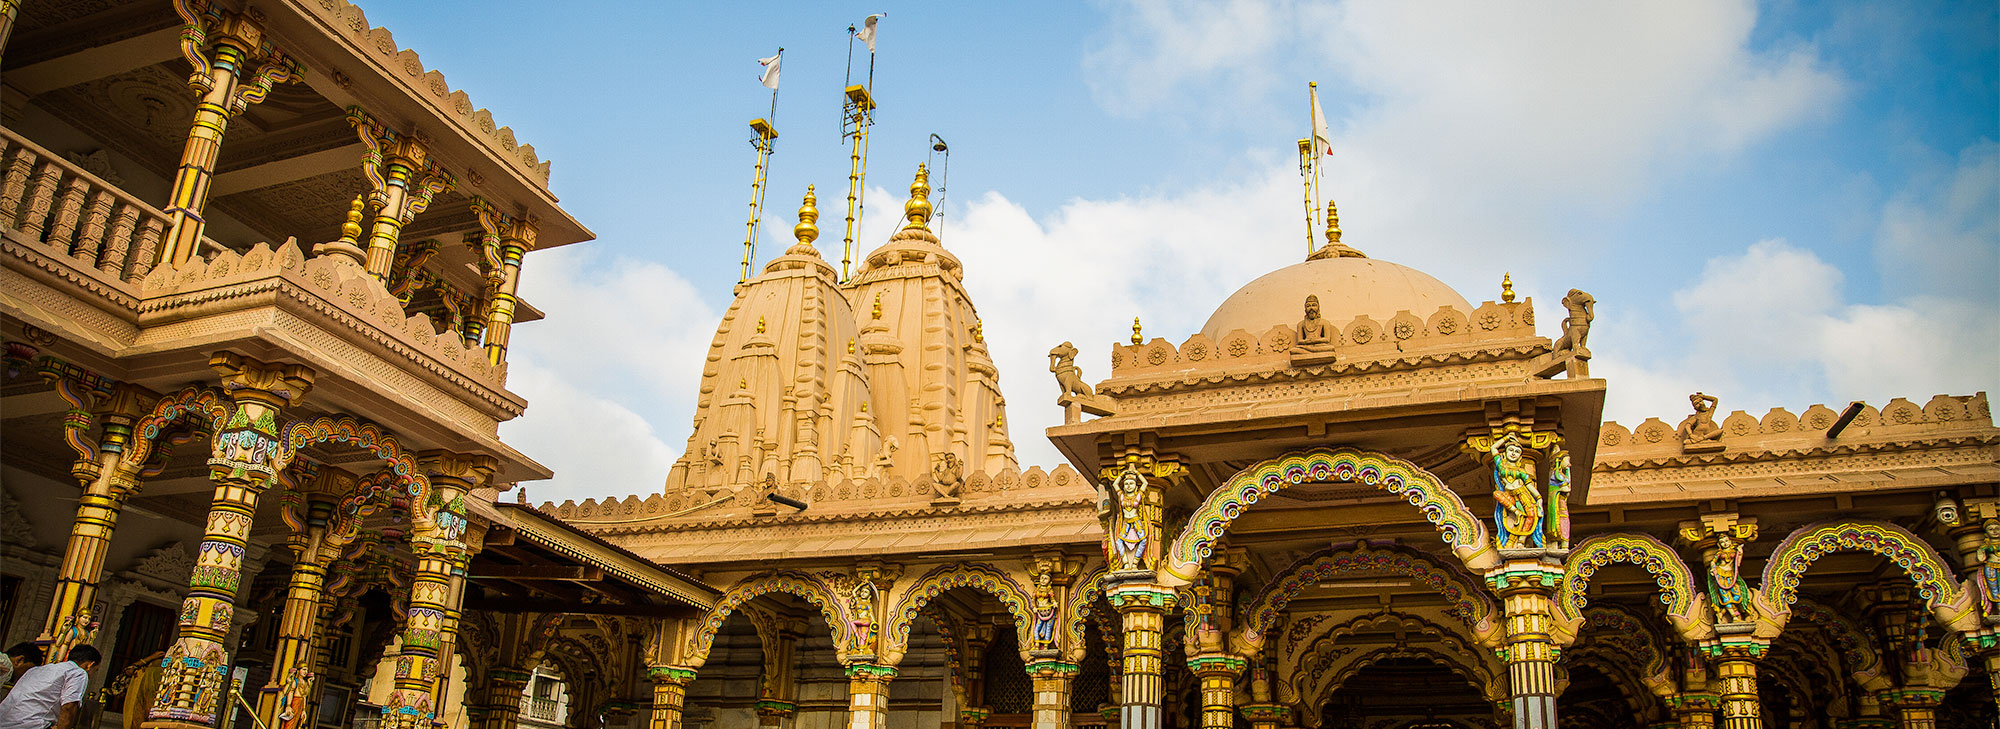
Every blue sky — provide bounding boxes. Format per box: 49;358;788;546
361;1;1998;503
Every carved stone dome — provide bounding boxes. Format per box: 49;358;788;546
1200;255;1472;340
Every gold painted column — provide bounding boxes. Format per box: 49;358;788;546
844;663;896;729
379;452;492;729
1238;704;1289;729
147;353;315;729
256;466;372;729
480;215;536;365
1666;693;1719;729
1487;558;1564;729
1107;579;1176;729
1702;638;1768;729
646;667;693;729
37;377;152;660
162;7;299;264
347;109;456;281
1027;658;1078;729
1188;656;1243;729
1878;689;1942;729
481;667;529;729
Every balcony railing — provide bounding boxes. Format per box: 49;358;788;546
0;126;186;284
524;695;562;721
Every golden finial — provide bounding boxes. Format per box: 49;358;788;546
902;164;933;230
794;185;820;246
340;195;366;243
1132;317;1143;345
1501;272;1516;303
1324;200;1341;246
860;401;869;413
972;319;984;343
738;377;748;390
847;338;856;354
994;411;1005;429
757;315;766;334
872;291;883;320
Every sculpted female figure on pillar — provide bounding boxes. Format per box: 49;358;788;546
1707;533;1754;623
1977;520;2000;615
1110;468;1150;570
1488;433;1543;550
1546;449;1572;550
1031;572;1058;649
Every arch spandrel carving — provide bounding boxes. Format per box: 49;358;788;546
1558;532;1711;644
882;562;1034;666
123;385;231;470
1760;518;1979;633
1788;597;1888;692
1281;609;1502;709
1162;447;1495;585
1062;562;1107;663
688;571;850;670
282;416;431;509
1235;542;1501;655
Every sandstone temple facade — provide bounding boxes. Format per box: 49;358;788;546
2;3;1997;729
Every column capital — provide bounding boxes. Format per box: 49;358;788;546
1025;658;1080;677
1483;556;1564;595
208;352;315;406
417;451;498;489
1875;687;1944;708
752;699;796;717
1239;703;1290;721
1105;579;1178;612
844;662;898;681
647;665;697;685
1665;692;1720;710
1186;653;1245;677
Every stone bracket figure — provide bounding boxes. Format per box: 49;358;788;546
1487;432;1545;552
1051;341;1115;424
1679;516;1760;626
1679;392;1726;453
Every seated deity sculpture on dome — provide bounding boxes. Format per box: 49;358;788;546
1293;294;1335;351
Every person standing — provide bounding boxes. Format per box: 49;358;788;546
0;645;99;729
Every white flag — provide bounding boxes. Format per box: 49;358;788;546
855;14;885;53
758;51;781;90
1310;84;1333;157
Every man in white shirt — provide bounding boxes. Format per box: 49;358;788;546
0;644;99;729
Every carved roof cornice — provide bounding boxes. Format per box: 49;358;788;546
568;493;1096;536
1099;340;1551;397
1593;433;2000;471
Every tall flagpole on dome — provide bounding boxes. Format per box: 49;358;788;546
742;48;783;283
840;13;885;283
1307;81;1330;259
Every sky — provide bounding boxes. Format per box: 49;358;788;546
359;0;2000;505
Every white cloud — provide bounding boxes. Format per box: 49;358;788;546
1877;141;2000;304
499;246;717;502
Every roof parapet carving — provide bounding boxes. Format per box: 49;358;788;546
305;0;554;186
1597;393;1996;464
545;463;1091;529
1109;300;1536;378
137;239;510;394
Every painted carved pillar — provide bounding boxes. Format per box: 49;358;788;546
1487;558;1564;729
1702;637;1768;729
472;203;536;366
347;109;456;280
1187;550;1242;729
1188;655;1243;729
162;4;301;265
1665;693;1719;729
844;663;895;729
147;353;315;729
430;520;486;724
1106;578;1176;729
1026;658;1078;729
479;668;529;729
258;465;376;729
644;667;692;729
378;452;491;729
1878;689;1942;729
38;375;154;660
961;623;993;729
1238;704;1288;729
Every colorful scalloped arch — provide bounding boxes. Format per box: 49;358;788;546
1761;519;1967;617
1560;533;1697;625
125;386;231;468
886;563;1034;659
1062;563;1107;660
1238;543;1496;654
689;571;849;668
284;416;429;506
1164;448;1490;582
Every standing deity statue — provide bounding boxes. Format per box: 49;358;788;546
850;582;878;654
1707;533;1755;623
1552;289;1595;353
1678;392;1725;447
1111;468;1150;570
274;666;315;729
1978;520;2000;615
1050;341;1094;400
1293;294;1334;350
1547;448;1573;550
1030;572;1058;649
1489;433;1544;549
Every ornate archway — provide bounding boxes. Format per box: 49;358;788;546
1285;609;1500;707
1760;519;1978;632
283;415;430;507
1558;533;1709;642
1162;448;1495;584
122;385;230;467
688;571;850;669
1236;542;1501;655
1062;563;1106;663
883;562;1034;664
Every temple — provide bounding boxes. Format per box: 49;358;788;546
2;2;1997;729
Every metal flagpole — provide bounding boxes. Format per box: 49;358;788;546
1308;81;1324;256
1297;138;1315;256
841;22;880;283
741;50;781;282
